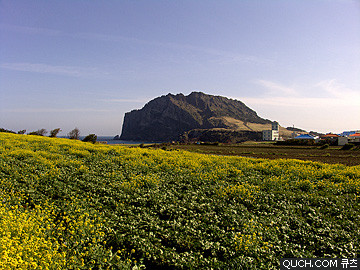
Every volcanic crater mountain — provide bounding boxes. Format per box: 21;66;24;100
119;92;287;142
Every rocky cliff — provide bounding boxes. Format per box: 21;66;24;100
119;92;275;142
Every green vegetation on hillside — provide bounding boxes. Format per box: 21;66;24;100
0;133;359;269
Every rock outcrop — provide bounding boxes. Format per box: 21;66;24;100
119;92;275;142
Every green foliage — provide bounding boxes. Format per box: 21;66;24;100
341;143;354;150
319;143;329;149
0;128;16;133
82;134;97;144
276;139;316;146
68;127;80;140
28;128;47;136
0;133;359;269
49;128;62;138
17;129;26;134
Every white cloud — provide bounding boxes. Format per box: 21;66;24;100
242;96;333;107
247;79;360;107
1;23;270;66
255;80;299;96
237;79;360;133
1;108;111;113
99;98;147;103
316;79;360;100
76;32;270;66
0;23;63;36
242;95;360;108
0;62;109;78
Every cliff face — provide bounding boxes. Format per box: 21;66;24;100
120;92;272;141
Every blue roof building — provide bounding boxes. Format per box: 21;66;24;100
340;131;357;137
294;134;317;140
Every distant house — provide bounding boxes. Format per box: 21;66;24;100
262;121;280;141
294;134;314;139
294;134;319;142
340;131;359;137
320;133;339;145
349;133;360;144
263;130;279;141
320;133;339;139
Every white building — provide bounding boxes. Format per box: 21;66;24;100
262;121;279;141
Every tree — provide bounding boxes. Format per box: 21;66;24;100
17;130;26;134
68;128;80;140
82;134;97;144
28;129;47;136
38;129;47;136
0;128;15;134
49;128;62;138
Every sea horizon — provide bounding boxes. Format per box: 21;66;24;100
59;135;158;145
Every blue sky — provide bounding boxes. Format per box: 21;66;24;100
1;0;359;136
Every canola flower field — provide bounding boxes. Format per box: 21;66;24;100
0;133;359;269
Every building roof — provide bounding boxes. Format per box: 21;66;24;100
341;131;360;136
349;133;360;137
294;134;316;139
321;133;339;138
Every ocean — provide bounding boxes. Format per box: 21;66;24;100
87;136;155;145
58;136;156;145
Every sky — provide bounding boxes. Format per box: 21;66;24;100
1;0;359;136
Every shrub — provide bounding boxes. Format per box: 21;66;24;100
341;143;354;150
320;144;329;149
276;139;316;146
82;134;97;144
28;129;47;136
0;128;16;134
